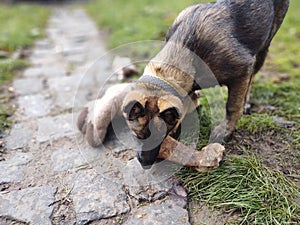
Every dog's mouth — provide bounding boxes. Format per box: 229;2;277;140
135;131;166;169
137;144;161;169
132;116;168;169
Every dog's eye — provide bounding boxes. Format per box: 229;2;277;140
159;107;180;125
123;101;145;121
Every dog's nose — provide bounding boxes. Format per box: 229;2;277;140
137;145;161;169
137;155;154;169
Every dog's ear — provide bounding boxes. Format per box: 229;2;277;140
123;100;145;121
158;95;183;118
159;107;181;126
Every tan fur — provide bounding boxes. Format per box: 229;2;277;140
157;96;183;114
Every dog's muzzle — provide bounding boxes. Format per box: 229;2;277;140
135;117;167;169
137;144;161;169
134;75;185;169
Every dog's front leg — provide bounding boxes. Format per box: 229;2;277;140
77;83;131;147
211;76;250;142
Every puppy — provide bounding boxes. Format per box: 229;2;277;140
78;0;289;169
121;0;289;168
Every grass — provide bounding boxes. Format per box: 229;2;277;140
0;59;27;130
84;0;300;223
0;3;51;133
0;4;50;53
178;154;300;224
85;0;201;48
249;0;300;124
0;59;27;87
237;113;279;134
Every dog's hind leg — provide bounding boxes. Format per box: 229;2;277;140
243;72;256;115
243;46;270;114
243;0;289;115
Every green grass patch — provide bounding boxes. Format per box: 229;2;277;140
250;0;300;124
0;104;13;131
265;0;300;79
0;3;51;86
0;59;27;132
178;154;300;224
85;0;203;49
237;113;279;134
252;81;300;123
0;3;51;52
0;3;51;133
0;59;27;87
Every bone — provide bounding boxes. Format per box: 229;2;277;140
158;136;225;172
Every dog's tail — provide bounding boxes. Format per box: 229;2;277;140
268;0;289;44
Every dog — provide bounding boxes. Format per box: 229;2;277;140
121;0;289;168
78;0;289;169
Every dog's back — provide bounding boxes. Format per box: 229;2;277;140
164;0;289;86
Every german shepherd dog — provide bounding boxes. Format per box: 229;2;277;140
120;0;289;168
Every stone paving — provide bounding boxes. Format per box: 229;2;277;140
0;5;233;225
0;7;197;225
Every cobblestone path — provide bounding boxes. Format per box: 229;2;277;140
0;7;196;225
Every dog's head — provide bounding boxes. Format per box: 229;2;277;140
122;87;184;169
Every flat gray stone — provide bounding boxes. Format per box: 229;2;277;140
65;53;86;65
51;147;100;171
120;158;177;202
272;116;295;128
124;199;190;225
0;186;57;225
29;54;62;67
73;89;99;111
13;77;45;96
48;75;82;110
52;90;77;110
5;123;35;150
61;45;86;56
121;157;179;190
71;170;130;225
23;65;65;78
37;113;76;143
34;39;53;49
0;152;33;184
48;75;80;92
18;94;52;118
29;47;57;58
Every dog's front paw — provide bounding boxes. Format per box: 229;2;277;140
77;83;131;147
77;101;107;147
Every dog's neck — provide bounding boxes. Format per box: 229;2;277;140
137;74;184;100
142;61;194;97
142;40;202;94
